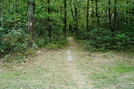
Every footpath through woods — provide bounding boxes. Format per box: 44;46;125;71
0;37;134;89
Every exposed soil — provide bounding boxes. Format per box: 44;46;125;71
65;37;92;88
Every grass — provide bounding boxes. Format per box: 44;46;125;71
76;52;134;89
0;48;80;89
72;46;134;89
0;37;134;89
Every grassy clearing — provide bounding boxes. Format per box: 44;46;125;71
74;48;134;89
0;49;74;89
0;37;134;89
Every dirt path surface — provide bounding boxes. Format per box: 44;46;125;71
0;37;134;89
65;37;92;89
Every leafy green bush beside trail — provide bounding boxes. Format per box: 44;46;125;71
0;28;67;62
35;35;67;50
76;28;134;51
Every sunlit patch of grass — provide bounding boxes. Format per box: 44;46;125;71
109;65;134;73
89;61;134;89
0;71;22;79
73;47;134;89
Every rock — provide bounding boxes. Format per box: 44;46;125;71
37;51;41;53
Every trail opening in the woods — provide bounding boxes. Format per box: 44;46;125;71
0;37;134;89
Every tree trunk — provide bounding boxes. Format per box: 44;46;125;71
113;0;117;31
95;0;99;25
75;7;78;35
47;0;51;37
87;0;89;31
0;2;2;27
91;0;94;26
108;0;113;32
28;0;35;39
126;0;130;30
64;0;67;37
69;1;75;21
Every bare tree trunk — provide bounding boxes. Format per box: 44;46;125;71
47;0;51;37
113;0;117;31
87;0;89;31
108;0;113;32
91;0;94;26
28;0;35;39
75;7;78;35
64;0;67;37
126;0;130;30
69;1;75;21
95;0;99;25
0;2;2;27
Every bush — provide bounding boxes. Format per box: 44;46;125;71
0;29;31;53
35;35;67;49
77;28;134;51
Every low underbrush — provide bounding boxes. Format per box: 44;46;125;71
76;28;134;51
0;29;67;63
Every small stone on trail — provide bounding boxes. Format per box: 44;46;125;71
37;51;41;53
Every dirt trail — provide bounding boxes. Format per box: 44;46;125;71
65;37;92;89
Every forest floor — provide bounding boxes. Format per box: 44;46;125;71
0;37;134;89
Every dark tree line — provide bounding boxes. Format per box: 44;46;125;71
0;0;134;54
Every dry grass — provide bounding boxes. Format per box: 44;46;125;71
0;37;134;89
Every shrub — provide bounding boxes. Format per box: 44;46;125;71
1;29;31;53
77;28;134;51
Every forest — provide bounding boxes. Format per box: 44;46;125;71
0;0;134;88
0;0;134;61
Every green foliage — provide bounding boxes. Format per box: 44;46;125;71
35;35;67;50
77;28;134;51
0;29;37;62
46;38;67;50
1;29;28;53
113;31;134;49
1;0;134;62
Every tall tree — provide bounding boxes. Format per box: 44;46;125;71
108;0;113;32
28;0;35;39
0;2;2;26
69;0;75;20
47;0;51;37
68;0;79;35
113;0;117;31
74;7;78;35
87;0;89;31
64;0;67;37
91;0;94;25
95;0;99;25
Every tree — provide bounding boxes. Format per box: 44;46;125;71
108;0;113;32
28;0;35;40
91;0;94;26
95;0;99;25
113;0;117;31
87;0;89;31
47;0;51;37
64;0;67;37
0;2;2;26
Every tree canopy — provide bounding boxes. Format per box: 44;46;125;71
0;0;134;57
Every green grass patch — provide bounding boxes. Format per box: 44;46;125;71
108;64;134;73
0;71;22;79
90;63;134;89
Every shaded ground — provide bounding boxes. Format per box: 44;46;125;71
0;37;134;89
